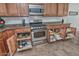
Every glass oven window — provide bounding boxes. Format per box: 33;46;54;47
34;31;45;38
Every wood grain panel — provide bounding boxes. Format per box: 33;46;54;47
57;3;64;16
0;4;7;16
15;28;31;33
43;3;57;16
6;3;19;16
64;3;69;16
0;40;6;56
7;35;17;56
17;3;28;16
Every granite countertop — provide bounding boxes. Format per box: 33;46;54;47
43;22;71;25
0;24;30;32
0;22;71;32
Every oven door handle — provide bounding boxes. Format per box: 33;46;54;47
32;29;47;32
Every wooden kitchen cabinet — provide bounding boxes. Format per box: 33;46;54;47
6;3;28;16
6;3;19;16
0;27;32;56
43;3;69;16
0;30;15;56
7;35;17;56
6;29;15;38
71;27;76;36
15;28;31;33
57;3;64;16
0;4;7;16
2;29;15;54
17;3;29;16
43;3;57;16
2;31;9;54
47;24;68;42
0;32;3;39
57;3;69;16
0;3;29;16
0;32;6;56
0;40;6;56
64;4;69;16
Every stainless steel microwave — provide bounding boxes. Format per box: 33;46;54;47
29;4;43;16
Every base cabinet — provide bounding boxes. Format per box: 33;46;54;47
47;24;74;43
0;32;7;56
6;28;32;56
7;35;17;56
0;40;6;56
66;27;76;39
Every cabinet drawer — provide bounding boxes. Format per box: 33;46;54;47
15;28;31;33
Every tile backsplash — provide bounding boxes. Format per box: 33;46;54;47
2;17;30;24
2;16;64;25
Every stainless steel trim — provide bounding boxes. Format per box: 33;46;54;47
32;29;47;42
29;4;43;16
29;4;43;8
29;13;43;16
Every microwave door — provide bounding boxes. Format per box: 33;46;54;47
29;8;43;16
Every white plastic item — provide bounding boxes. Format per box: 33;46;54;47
54;34;63;40
50;36;56;42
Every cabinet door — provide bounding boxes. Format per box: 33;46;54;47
64;3;69;16
0;40;6;56
6;3;19;16
0;32;3;39
6;30;15;38
71;27;76;36
51;3;57;16
17;3;28;16
7;35;17;56
43;3;57;16
2;31;9;53
0;4;7;16
60;29;66;39
43;3;51;16
57;3;64;16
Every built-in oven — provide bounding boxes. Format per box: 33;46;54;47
29;4;43;16
32;28;47;45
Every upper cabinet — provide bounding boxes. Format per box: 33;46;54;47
57;3;65;16
57;3;69;16
0;3;68;17
0;4;7;16
43;3;69;17
43;3;57;16
6;4;19;16
6;3;29;16
0;3;29;16
17;3;29;16
64;4;69;16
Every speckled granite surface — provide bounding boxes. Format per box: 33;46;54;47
0;22;70;32
0;24;30;32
